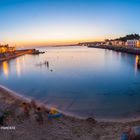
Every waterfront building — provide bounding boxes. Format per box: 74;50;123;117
111;40;125;46
8;46;16;52
125;40;137;47
136;40;140;47
110;41;117;46
0;44;16;53
0;44;9;53
105;40;112;46
79;42;104;46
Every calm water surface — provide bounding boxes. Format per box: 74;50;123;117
0;46;140;119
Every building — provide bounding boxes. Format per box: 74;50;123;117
79;42;104;46
8;46;16;52
125;40;137;47
136;40;140;47
126;39;140;47
104;40;112;46
111;40;125;46
0;44;9;53
0;44;16;53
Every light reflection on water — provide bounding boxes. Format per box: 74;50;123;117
2;61;9;77
0;46;140;119
135;55;139;74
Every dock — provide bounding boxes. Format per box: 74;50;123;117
88;45;140;55
0;49;44;62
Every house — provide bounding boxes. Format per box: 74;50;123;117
118;41;125;46
125;39;140;47
0;44;9;53
111;40;125;46
0;44;16;53
105;40;112;46
79;42;104;46
136;40;140;47
125;40;137;47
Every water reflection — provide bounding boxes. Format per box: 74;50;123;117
135;55;140;73
0;47;140;119
35;60;52;71
16;58;21;77
0;56;26;78
15;56;26;77
135;55;139;64
46;61;49;69
0;63;3;76
2;61;9;77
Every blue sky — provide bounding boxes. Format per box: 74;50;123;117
0;0;140;46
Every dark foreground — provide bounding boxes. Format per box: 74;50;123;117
0;85;140;140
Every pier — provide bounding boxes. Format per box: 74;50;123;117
88;45;140;55
0;49;43;62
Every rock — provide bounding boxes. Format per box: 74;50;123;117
86;117;96;124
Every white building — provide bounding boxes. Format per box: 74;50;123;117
111;40;125;46
125;40;137;47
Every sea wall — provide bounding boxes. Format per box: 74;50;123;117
0;49;35;62
88;45;140;55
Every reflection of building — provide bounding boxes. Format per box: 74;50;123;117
16;58;21;77
135;55;139;73
0;44;16;53
2;61;9;77
136;55;139;64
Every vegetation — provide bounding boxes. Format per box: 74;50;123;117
109;34;140;41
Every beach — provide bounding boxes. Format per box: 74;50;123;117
0;85;140;140
1;0;140;139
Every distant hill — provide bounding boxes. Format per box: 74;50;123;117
109;34;140;42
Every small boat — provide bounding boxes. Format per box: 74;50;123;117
48;107;62;118
48;113;62;118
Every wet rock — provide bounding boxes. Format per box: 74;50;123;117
86;117;96;124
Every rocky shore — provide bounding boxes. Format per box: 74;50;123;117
1;85;140;140
88;45;140;55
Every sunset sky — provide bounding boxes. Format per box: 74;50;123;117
0;0;140;47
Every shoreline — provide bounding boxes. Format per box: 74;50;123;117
1;85;140;139
0;50;33;62
0;49;44;62
88;45;140;55
1;85;140;123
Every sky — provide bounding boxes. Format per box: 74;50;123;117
0;0;140;47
